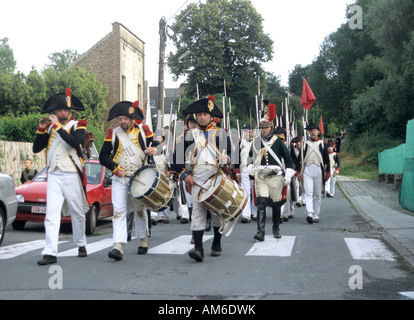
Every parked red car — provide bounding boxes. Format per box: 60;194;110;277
13;160;113;235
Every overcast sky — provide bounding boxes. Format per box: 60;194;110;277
1;0;354;88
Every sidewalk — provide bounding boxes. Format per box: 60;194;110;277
337;175;414;270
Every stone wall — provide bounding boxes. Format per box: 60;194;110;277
0;140;46;186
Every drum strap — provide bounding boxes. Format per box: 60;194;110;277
113;127;145;166
261;138;285;172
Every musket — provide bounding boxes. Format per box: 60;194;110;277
299;115;306;197
166;102;173;160
255;95;260;130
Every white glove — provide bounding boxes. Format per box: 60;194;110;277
247;164;255;176
283;168;295;186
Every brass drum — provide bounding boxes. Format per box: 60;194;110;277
129;165;175;212
198;173;248;236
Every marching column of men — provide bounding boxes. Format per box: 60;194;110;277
33;89;340;265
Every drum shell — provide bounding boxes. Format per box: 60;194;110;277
129;166;175;212
198;174;248;222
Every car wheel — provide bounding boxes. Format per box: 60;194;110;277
86;205;98;235
12;220;26;230
0;208;5;246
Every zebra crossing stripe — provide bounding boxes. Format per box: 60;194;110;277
0;240;68;260
344;238;396;261
57;237;120;257
399;292;414;299
245;236;296;257
0;237;399;261
148;235;213;255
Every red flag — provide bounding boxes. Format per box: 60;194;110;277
319;115;324;136
300;78;316;111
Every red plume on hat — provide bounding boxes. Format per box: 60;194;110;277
268;104;276;122
132;101;139;109
65;87;72;108
208;95;215;102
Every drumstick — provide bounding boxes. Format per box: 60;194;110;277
193;181;208;191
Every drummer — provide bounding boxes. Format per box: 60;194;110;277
175;96;232;262
99;101;157;261
248;104;295;241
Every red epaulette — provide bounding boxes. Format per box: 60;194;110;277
142;124;154;138
104;128;113;142
77;119;88;128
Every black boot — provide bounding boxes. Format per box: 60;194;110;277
189;230;204;262
254;197;268;241
272;202;282;239
211;227;222;256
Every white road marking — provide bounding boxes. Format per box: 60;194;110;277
0;240;67;259
344;238;396;261
57;237;121;257
399;292;414;299
245;236;296;257
148;235;213;255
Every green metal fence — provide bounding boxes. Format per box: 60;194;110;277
378;119;414;212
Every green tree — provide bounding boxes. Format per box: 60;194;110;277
0;38;16;74
167;0;273;113
47;49;80;73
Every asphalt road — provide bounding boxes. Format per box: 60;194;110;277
1;186;414;303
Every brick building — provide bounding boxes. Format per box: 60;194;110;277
73;22;146;125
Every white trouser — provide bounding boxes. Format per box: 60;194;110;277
303;164;323;218
240;172;252;219
250;179;257;217
112;176;147;245
282;184;295;217
325;168;337;196
43;169;86;256
191;167;223;231
296;180;304;203
173;185;190;219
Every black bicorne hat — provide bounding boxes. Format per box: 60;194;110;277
42;88;85;114
185;113;197;123
305;122;320;131
182;95;223;118
274;126;286;135
107;101;144;121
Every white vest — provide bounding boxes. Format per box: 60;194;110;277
47;121;78;174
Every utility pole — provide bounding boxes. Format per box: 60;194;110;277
157;17;167;130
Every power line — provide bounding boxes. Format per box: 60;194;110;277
166;0;191;23
169;0;202;28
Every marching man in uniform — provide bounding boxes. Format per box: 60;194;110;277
325;141;340;197
249;104;295;241
34;88;89;265
295;122;331;223
99;101;156;261
234;126;255;223
175;96;232;262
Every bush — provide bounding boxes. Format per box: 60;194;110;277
0;113;42;142
346;130;403;165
